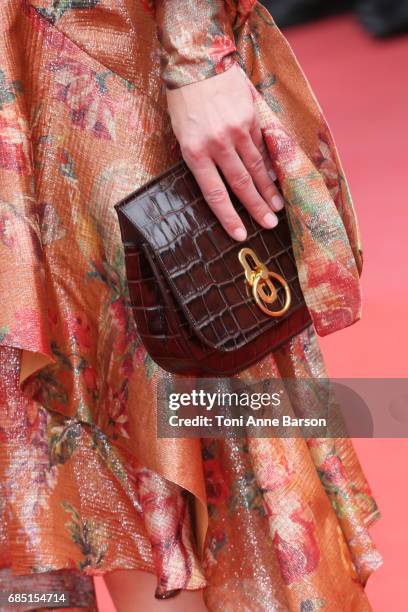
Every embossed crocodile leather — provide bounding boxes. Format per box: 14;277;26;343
114;160;311;375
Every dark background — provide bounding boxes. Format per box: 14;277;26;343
262;0;408;36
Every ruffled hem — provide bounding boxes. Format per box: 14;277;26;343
0;341;383;611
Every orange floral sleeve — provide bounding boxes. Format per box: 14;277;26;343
153;0;239;88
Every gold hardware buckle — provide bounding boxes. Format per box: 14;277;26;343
238;247;291;317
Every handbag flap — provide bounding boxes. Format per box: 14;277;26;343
115;161;307;352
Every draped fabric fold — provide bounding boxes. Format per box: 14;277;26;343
0;1;381;610
248;76;362;334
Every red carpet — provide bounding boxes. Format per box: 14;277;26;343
285;14;408;612
96;15;408;611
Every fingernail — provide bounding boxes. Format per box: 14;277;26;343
271;194;284;211
268;168;277;181
233;227;247;241
263;212;278;228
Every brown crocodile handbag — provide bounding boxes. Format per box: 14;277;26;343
114;160;311;376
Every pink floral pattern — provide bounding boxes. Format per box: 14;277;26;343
49;57;117;139
0;112;31;174
313;132;343;208
266;492;320;585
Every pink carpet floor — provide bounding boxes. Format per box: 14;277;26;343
96;14;408;611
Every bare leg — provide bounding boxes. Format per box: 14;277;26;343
104;569;208;612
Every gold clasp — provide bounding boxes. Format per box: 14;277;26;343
238;247;291;317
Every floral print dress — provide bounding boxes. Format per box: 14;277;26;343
0;1;381;611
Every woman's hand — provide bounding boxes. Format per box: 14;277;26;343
166;63;284;242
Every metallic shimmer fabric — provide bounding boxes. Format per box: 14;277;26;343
0;1;381;610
